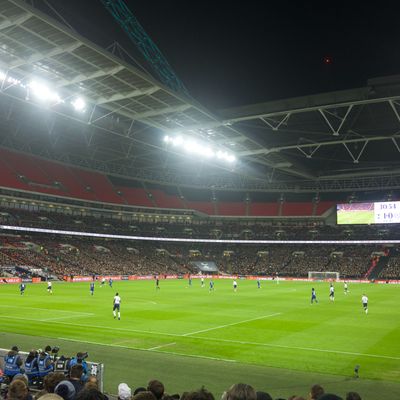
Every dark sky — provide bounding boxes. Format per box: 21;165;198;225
45;1;400;109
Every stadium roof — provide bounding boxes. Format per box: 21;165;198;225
1;0;400;193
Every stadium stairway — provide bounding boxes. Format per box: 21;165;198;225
366;255;390;280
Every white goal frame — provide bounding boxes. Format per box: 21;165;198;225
308;271;340;281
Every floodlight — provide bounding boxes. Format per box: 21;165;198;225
29;80;61;103
0;70;6;81
71;97;86;112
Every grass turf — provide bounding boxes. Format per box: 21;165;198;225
1;279;400;399
336;210;375;224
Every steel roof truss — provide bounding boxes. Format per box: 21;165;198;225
342;140;368;164
259;112;291;131
318;105;353;136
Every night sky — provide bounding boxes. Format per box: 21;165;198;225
45;1;400;109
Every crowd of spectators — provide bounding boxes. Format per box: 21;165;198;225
0;349;364;400
1;207;400;279
2;207;400;241
0;233;396;279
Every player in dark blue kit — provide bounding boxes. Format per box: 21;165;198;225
188;275;192;287
109;278;113;288
209;280;214;291
311;287;318;304
90;282;95;295
257;279;261;289
156;277;160;290
19;283;26;295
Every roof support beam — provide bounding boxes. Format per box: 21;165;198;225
0;12;31;30
8;42;82;69
94;86;159;104
238;133;400;156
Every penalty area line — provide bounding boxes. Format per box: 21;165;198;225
57;337;235;363
147;342;176;351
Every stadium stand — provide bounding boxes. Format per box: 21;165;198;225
0;149;338;217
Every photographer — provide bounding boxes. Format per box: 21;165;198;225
24;350;39;384
37;348;54;379
4;346;23;380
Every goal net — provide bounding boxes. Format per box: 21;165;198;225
308;271;340;281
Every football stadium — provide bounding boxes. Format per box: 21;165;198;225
0;2;400;400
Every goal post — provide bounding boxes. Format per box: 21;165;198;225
308;271;340;281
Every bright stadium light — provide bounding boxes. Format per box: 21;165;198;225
28;80;61;104
71;97;86;112
0;70;6;81
163;135;236;163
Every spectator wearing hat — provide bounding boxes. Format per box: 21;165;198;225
55;380;76;400
118;383;131;400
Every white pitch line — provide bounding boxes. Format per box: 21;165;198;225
147;342;176;351
3;315;399;361
189;335;400;361
41;314;94;321
58;337;235;363
182;313;282;336
4;305;94;316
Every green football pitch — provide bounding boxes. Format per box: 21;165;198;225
337;210;375;224
1;279;400;399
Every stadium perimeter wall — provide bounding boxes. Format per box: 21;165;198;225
1;275;399;284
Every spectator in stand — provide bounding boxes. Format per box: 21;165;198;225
255;392;272;400
69;365;84;394
180;387;214;400
37;395;63;400
35;373;66;400
345;393;361;400
133;392;157;400
54;381;76;400
117;383;131;400
309;384;325;400
319;395;343;400
75;387;107;400
7;379;31;400
223;384;256;400
147;380;165;400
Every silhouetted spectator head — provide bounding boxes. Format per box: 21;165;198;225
55;380;76;400
75;388;107;400
310;385;325;400
38;395;63;400
319;395;343;400
133;391;156;400
8;379;29;400
346;393;361;400
12;374;29;386
256;392;272;400
70;365;84;380
225;384;256;400
44;373;66;393
147;380;164;400
181;387;213;400
133;388;147;396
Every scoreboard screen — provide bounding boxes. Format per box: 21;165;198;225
337;201;400;225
